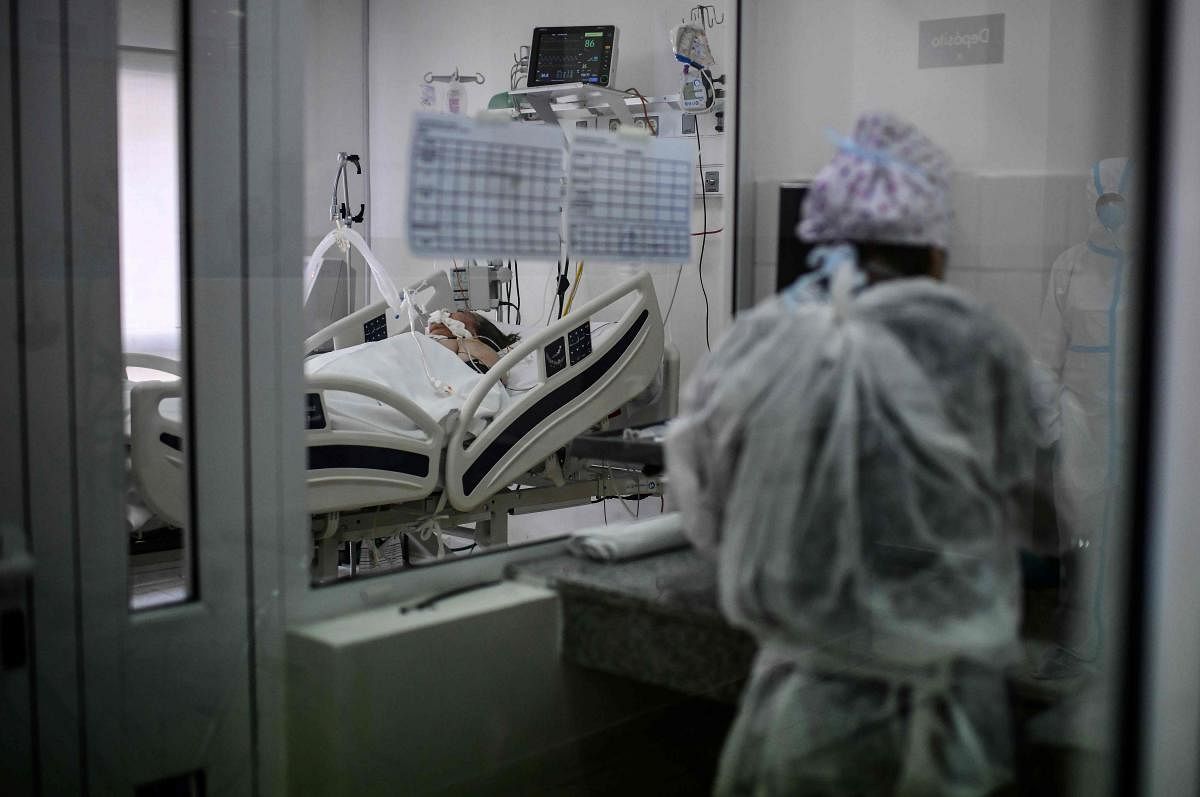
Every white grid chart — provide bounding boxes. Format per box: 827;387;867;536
407;115;564;258
566;134;693;262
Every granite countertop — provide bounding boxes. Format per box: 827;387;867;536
508;548;757;703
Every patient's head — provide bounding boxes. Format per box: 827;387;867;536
427;311;520;351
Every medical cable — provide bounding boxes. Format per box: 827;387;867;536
563;262;585;315
497;301;522;324
556;247;571;319
321;258;347;339
513;260;522;320
402;291;454;396
623;87;653;129
401;579;504;613
663;262;686;327
412;491;451;558
694;125;712;350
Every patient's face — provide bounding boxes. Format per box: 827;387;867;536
428;311;479;339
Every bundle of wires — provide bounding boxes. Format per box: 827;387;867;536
694;125;712;350
510;46;530;91
497;259;522;324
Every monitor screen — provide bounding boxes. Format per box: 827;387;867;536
528;26;617;88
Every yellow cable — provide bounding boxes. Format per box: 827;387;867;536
563;261;584;315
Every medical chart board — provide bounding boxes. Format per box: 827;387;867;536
407;113;565;258
565;130;694;262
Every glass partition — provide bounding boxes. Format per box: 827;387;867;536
737;2;1145;794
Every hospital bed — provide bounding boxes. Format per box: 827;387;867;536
127;271;673;577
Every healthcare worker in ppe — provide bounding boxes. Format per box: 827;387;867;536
1033;157;1133;679
667;112;1041;796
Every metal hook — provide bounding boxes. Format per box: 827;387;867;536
684;4;724;28
330;151;366;226
424;68;485;85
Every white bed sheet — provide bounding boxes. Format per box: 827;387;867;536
305;333;510;439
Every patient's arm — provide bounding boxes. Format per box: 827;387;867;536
457;339;500;370
431;336;501;371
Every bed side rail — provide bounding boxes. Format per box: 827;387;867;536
445;271;664;511
302;374;447;513
129;380;188;528
124;353;183;376
129;371;448;526
304;270;454;354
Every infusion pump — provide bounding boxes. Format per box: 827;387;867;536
451;261;512;312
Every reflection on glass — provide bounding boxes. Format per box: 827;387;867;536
1034;158;1134;678
698;2;1140;792
118;8;188;609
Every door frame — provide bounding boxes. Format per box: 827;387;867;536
1133;0;1200;793
0;1;35;792
13;0;262;791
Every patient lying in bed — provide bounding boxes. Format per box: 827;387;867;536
303;312;532;439
425;310;520;374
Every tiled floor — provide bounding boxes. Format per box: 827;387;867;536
129;548;187;610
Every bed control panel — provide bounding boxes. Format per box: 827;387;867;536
567;323;592;365
305;393;327;430
363;312;388;342
542;337;568;379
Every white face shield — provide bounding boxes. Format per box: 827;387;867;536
425;309;471;339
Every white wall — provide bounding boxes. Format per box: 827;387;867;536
303;0;369;253
302;0;371;323
743;0;1138;346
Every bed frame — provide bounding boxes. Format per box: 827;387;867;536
128;271;666;537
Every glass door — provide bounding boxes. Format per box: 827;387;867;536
730;0;1173;794
10;0;283;791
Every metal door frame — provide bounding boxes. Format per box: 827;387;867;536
1133;0;1200;793
0;1;35;792
11;0;267;791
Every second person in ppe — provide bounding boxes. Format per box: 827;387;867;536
1033;157;1134;678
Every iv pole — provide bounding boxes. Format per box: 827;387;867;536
330;152;366;318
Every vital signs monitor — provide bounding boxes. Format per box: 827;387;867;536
527;26;619;88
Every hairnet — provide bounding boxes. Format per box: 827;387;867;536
1087;156;1133;239
1088;156;1132;205
798;112;952;249
666;278;1039;663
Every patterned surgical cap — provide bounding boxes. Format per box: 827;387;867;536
799;112;952;249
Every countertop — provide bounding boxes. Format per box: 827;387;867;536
508;547;757;703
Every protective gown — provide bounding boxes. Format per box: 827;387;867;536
666;276;1039;795
1033;159;1132;656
